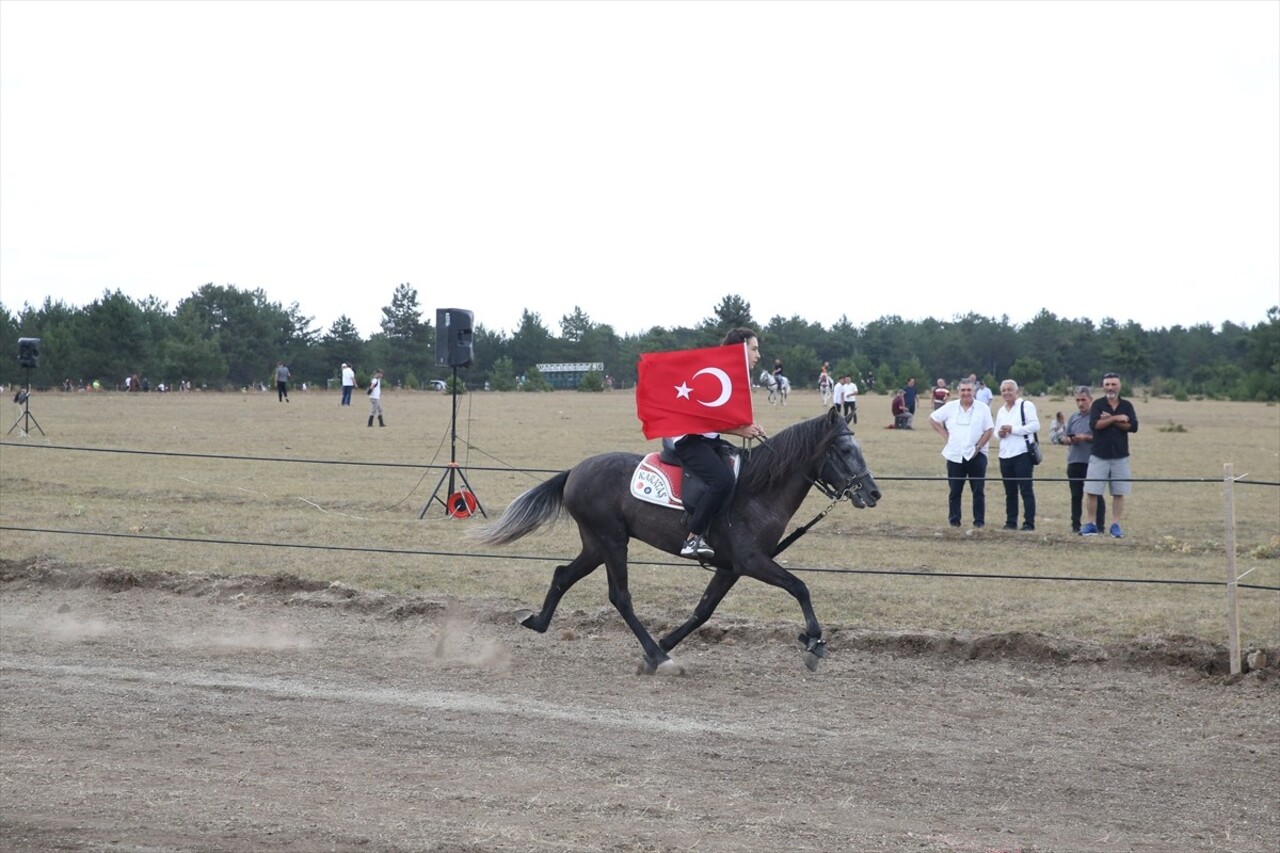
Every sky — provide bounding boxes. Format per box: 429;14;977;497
1;1;1277;340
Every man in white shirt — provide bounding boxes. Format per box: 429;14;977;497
829;376;856;422
340;363;356;406
929;379;995;528
993;379;1040;531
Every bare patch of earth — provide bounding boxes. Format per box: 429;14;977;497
1;558;1276;853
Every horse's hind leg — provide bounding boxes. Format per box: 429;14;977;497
516;555;600;633
658;570;739;654
586;541;679;675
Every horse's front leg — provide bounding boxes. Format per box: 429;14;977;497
516;555;600;633
739;555;826;672
658;569;739;654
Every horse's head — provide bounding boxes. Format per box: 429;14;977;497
817;409;881;509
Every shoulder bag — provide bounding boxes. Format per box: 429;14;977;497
1021;401;1042;465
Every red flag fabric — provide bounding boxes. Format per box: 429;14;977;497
636;343;755;440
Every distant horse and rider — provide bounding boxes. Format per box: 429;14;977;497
759;370;790;405
476;408;880;675
818;363;834;407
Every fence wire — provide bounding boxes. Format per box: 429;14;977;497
2;441;1277;592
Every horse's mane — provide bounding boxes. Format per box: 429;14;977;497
736;415;836;495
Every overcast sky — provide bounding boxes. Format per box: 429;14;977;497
1;1;1277;340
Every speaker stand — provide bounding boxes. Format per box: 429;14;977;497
420;366;486;519
7;370;45;437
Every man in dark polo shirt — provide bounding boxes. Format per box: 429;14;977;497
1081;372;1139;538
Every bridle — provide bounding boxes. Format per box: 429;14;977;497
813;426;871;501
767;424;872;557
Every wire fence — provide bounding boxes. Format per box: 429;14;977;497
2;441;1276;595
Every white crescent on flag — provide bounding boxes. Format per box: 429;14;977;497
691;367;732;407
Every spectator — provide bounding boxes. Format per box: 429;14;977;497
367;369;385;427
929;379;995;528
1082;372;1139;538
891;390;910;429
1062;386;1106;534
931;377;950;410
275;362;291;403
974;379;993;405
903;377;918;421
340;363;356;406
832;375;857;422
994;379;1039;531
1048;411;1067;445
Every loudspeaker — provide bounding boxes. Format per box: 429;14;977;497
435;309;474;368
17;337;41;369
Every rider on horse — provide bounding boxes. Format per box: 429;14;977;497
665;328;767;560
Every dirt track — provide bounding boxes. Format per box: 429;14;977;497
1;559;1276;853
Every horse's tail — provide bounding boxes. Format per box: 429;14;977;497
473;470;570;546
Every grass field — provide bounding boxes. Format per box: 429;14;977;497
2;385;1277;651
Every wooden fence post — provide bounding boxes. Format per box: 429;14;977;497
1223;463;1241;675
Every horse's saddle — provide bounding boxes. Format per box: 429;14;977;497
630;439;742;510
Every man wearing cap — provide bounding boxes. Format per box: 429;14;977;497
340;362;356;406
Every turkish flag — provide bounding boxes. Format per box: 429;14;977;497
636;343;755;440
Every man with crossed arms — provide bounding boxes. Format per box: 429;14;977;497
1082;371;1139;538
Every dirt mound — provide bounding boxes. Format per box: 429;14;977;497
1;557;1272;679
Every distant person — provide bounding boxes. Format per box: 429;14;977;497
929;379;995;528
1048;411;1067;445
931;377;950;410
1082;372;1139;538
994;379;1039;531
340;363;356;406
891;389;910;429
772;358;786;388
367;369;385;427
903;377;918;422
1062;386;1106;534
974;379;993;405
832;375;857;422
275;362;291;403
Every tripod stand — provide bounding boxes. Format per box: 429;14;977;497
420;366;486;519
7;368;45;437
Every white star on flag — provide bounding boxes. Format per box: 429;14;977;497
674;382;692;399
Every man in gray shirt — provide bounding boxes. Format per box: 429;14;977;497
1061;386;1105;534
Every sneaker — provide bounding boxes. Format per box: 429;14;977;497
1110;523;1124;539
1080;523;1099;536
1021;523;1035;532
1003;524;1017;531
680;536;715;560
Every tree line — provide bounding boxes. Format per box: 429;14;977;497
2;284;1277;401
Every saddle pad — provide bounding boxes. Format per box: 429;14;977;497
630;453;684;509
629;451;742;510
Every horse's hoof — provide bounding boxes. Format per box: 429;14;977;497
636;657;684;676
798;634;827;672
655;658;685;677
514;609;537;630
